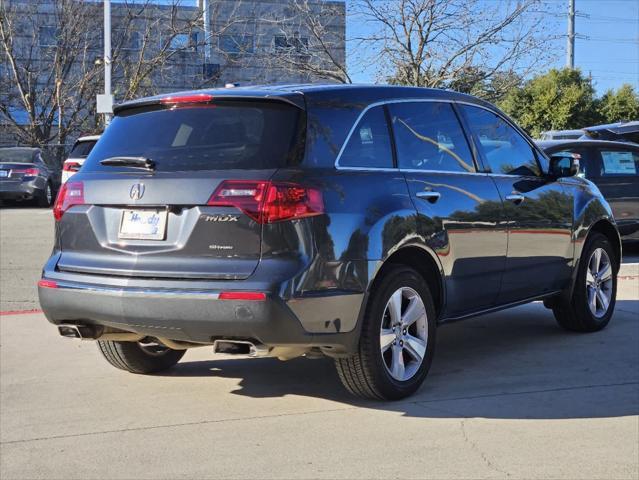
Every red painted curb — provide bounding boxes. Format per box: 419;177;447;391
0;309;42;316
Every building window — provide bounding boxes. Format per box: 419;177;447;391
219;34;254;54
273;35;308;53
39;26;59;47
168;32;199;51
115;30;143;51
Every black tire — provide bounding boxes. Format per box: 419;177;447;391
97;340;186;374
335;265;437;400
553;232;617;332
36;182;53;207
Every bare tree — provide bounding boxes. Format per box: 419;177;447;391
0;0;103;155
259;0;349;84
0;0;245;159
110;0;249;100
352;0;561;98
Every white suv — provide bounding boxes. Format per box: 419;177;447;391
61;135;100;183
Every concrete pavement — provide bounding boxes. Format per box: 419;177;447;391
1;278;637;479
1;206;638;479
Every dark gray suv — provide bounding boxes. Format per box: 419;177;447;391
38;85;621;400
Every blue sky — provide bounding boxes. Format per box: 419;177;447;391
566;0;639;94
347;0;639;95
116;0;639;95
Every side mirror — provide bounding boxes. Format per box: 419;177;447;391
548;153;580;178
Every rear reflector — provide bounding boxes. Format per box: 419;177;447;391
53;181;85;221
37;279;58;289
208;180;323;224
160;93;214;105
219;292;266;301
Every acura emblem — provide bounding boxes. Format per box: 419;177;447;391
129;183;145;200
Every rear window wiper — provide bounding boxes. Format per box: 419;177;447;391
100;156;155;170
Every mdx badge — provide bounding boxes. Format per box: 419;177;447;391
129;183;145;200
203;214;239;222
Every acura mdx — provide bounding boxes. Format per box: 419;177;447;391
39;85;621;400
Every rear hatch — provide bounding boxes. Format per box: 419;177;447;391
55;96;305;280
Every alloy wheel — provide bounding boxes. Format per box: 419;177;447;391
586;247;613;318
380;287;428;381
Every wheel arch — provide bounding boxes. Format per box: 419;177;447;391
564;217;622;301
370;245;445;320
588;219;622;270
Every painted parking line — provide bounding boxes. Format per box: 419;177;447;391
0;309;42;316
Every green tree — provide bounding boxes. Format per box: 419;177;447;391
597;84;639;123
498;68;598;138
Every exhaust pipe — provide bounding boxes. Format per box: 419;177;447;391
213;340;270;357
58;324;101;339
57;324;142;342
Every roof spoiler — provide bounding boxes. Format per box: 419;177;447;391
113;92;306;115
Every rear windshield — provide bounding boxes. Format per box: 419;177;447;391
0;149;36;163
83;101;304;172
69;140;97;158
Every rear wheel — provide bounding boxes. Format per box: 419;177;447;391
335;266;436;400
97;340;186;374
36;182;53;207
553;233;617;332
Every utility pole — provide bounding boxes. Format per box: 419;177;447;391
202;0;211;64
96;0;113;126
566;0;575;69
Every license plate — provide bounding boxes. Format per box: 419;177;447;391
0;170;8;178
119;209;167;240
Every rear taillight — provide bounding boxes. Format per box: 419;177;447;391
208;180;323;224
12;167;40;177
53;181;84;221
63;161;81;172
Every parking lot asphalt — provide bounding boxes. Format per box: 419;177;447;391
1;206;638;479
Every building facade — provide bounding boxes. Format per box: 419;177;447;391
0;0;346;149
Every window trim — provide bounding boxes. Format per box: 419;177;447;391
334;98;547;178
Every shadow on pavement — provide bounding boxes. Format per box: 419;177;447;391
162;300;639;419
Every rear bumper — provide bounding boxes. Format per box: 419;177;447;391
38;276;365;355
0;178;43;200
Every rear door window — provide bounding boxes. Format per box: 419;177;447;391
461;105;540;177
389;102;475;173
83;101;304;172
338;106;394;169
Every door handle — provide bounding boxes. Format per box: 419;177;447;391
505;193;525;205
415;191;441;203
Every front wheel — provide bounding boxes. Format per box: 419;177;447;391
553;232;617;332
97;340;186;374
335;266;437;400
